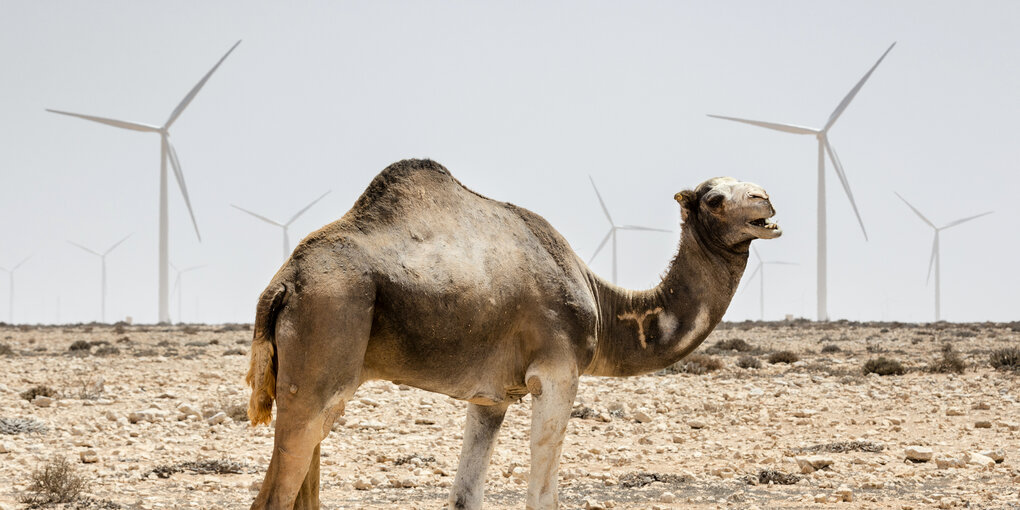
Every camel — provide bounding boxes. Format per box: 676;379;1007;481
245;159;781;509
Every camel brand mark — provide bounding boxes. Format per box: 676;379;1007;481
617;307;663;349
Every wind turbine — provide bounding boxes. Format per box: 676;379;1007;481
47;40;241;323
171;263;205;324
743;246;797;320
588;176;671;285
67;234;131;323
894;192;993;322
231;191;332;261
1;255;32;324
709;42;895;321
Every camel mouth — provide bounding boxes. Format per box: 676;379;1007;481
747;215;781;238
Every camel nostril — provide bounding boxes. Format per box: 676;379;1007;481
748;191;769;201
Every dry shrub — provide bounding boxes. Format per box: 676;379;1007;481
820;344;841;354
0;342;13;356
768;350;799;364
795;440;885;453
928;344;965;374
224;403;249;422
863;357;905;376
20;385;57;401
714;338;754;352
150;458;248;479
182;325;199;335
222;348;245;356
746;468;799;485
0;416;49;435
667;354;723;375
19;456;88;505
736;355;761;369
94;345;120;357
619;471;692;488
68;340;91;352
990;347;1020;372
394;453;435;466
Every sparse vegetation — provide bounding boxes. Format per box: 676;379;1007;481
863;357;906;376
149;459;248;478
619;471;692;488
0;416;49;435
222;348;245;356
736;355;761;369
19;456;88;505
664;354;723;375
224;403;249;422
820;344;841;354
0;342;13;356
714;338;754;352
928;344;965;374
20;385;57;401
767;350;799;364
745;468;799;485
395;453;435;466
94;345;120;357
68;340;91;352
990;347;1020;372
795;440;885;453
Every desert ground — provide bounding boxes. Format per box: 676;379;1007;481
1;321;1018;510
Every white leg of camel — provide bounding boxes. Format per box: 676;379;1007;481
448;403;510;510
525;362;578;510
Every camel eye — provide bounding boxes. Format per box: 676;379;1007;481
706;195;724;208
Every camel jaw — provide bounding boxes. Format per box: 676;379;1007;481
747;215;782;239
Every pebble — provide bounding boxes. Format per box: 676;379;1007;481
796;455;834;473
834;486;853;503
935;456;966;469
974;420;992;429
207;412;228;425
659;492;676;503
0;441;14;454
80;449;99;463
32;395;54;407
904;446;933;462
965;452;995;468
632;410;653;423
584;498;606;510
979;449;1004;463
688;420;706;429
945;408;964;416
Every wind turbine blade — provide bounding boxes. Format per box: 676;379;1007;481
12;255;32;271
231;204;283;226
823;141;868;240
588;230;613;264
67;241;101;257
926;235;937;285
766;261;799;265
165;40;242;128
588;176;615;225
165;139;201;241
893;191;936;228
940;211;993;230
741;263;762;294
706;114;818;135
619;225;672;233
182;264;205;273
285;190;331;226
46;109;160;132
823;42;896;132
103;234;132;256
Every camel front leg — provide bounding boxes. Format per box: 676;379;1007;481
448;402;510;509
524;362;578;510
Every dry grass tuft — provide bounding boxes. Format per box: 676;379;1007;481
0;342;13;356
664;354;724;375
768;350;800;364
820;344;841;354
736;355;761;369
19;455;88;505
619;471;692;488
928;344;966;374
714;338;754;352
0;416;49;435
795;440;885;453
746;468;800;485
863;357;906;376
149;458;248;479
990;347;1020;372
68;340;91;352
20;385;57;401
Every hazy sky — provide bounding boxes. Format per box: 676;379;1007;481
1;1;1017;324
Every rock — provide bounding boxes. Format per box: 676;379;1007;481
659;492;676;503
796;455;834;473
979;449;1004;463
80;449;99;463
792;409;818;418
945;408;964;416
32;395;54;407
632;410;653;423
904;446;933;462
834;486;853;502
965;452;995;468
0;440;14;454
176;402;202;419
207;412;228;425
935;456;966;469
1001;421;1020;431
687;420;706;429
353;477;373;490
584;498;606;510
974;420;992;429
813;493;828;503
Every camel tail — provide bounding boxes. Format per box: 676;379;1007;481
246;282;287;426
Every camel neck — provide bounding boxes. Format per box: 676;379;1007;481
584;226;748;377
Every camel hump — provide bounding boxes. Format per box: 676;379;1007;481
246;282;288;426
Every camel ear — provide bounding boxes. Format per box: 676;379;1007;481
674;190;696;221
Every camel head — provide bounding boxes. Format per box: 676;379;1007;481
674;177;781;252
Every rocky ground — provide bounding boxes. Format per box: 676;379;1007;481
1;321;1019;510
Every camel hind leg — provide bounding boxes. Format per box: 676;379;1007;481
251;283;374;510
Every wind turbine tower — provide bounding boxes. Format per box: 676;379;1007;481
47;40;241;323
68;235;131;323
709;42;895;321
171;263;204;324
1;256;32;324
588;176;672;285
894;192;993;322
743;246;797;320
232;191;331;261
